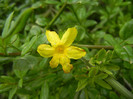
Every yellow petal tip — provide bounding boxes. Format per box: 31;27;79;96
62;64;73;73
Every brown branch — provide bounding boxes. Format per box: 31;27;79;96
73;44;114;50
0;45;133;56
0;52;21;56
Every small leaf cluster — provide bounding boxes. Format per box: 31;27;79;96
76;49;120;92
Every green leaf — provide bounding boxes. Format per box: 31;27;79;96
13;55;38;78
105;77;133;98
2;12;14;38
39;58;48;69
3;8;33;39
21;35;37;56
84;20;97;27
124;61;133;69
10;34;20;47
0;76;15;83
119;19;133;40
44;0;60;4
114;44;128;61
77;6;86;20
32;1;44;9
96;49;106;62
13;59;29;78
0;84;12;93
95;73;108;79
29;25;41;35
88;78;95;87
40;81;49;99
0;57;12;63
125;36;133;44
107;65;120;71
8;86;17;99
33;33;48;49
109;91;119;99
95;79;112;90
76;79;88;92
105;50;113;62
88;67;99;77
102;68;113;75
123;45;133;64
89;57;96;66
75;26;86;41
114;44;133;63
18;79;23;88
13;58;30;78
24;55;39;68
104;34;117;46
36;17;48;26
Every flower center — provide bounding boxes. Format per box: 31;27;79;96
55;45;65;54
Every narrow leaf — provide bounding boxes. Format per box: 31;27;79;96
107;64;120;71
21;36;37;56
105;77;133;98
76;79;88;92
0;84;12;93
0;76;15;83
95;73;108;79
18;79;23;88
3;8;33;38
8;86;17;99
40;81;49;99
95;79;112;90
105;50;113;62
2;12;14;38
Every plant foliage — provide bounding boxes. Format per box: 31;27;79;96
0;0;133;99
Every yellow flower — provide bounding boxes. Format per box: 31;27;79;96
37;27;86;73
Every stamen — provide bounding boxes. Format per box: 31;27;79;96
55;45;65;54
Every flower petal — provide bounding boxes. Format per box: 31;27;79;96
62;63;73;73
59;55;70;65
66;46;86;59
37;44;54;57
59;55;73;73
61;27;77;46
46;30;60;46
50;54;60;68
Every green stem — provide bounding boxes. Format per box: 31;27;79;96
45;3;67;29
105;77;133;99
84;89;89;99
73;44;114;49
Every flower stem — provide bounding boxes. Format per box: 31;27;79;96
73;44;114;49
105;77;133;99
45;2;67;29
